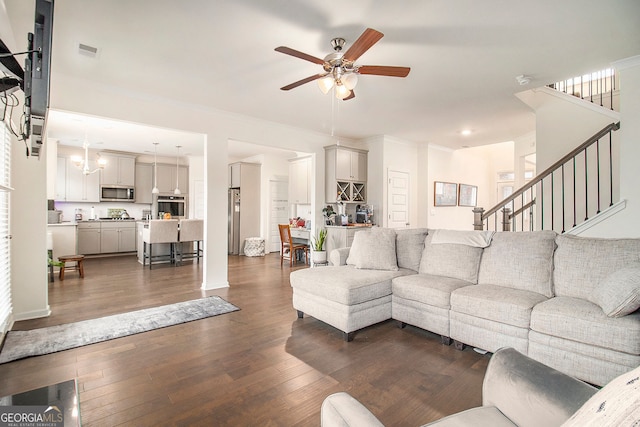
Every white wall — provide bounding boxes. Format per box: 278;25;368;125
427;142;514;230
576;56;640;237
10;133;50;321
240;153;291;251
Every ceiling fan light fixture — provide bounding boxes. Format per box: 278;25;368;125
317;75;334;94
335;83;351;100
342;73;358;90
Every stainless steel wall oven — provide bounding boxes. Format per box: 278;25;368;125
153;195;187;219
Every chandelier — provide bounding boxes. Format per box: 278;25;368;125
71;142;106;175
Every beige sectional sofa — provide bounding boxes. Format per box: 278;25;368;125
289;227;640;386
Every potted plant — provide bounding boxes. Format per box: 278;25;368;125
311;228;328;265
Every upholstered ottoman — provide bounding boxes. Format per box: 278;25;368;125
290;265;412;341
290;227;417;341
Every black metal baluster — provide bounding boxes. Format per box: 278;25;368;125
551;172;555;231
610;70;614;110
561;163;566;233
596;138;601;214
584;148;589;221
599;70;603;107
572;157;577;227
609;129;614;207
540;180;544;230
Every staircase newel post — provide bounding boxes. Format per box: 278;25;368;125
501;207;512;231
473;207;485;230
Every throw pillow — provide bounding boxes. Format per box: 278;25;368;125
395;228;428;272
589;264;640;317
353;228;398;271
561;364;640;426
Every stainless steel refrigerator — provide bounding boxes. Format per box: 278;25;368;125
228;188;241;254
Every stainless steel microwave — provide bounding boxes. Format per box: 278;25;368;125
100;186;135;202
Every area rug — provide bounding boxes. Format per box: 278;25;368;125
0;296;239;364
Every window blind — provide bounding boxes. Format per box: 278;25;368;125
0;121;12;334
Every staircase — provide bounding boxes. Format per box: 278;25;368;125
547;68;619;112
474;122;621;233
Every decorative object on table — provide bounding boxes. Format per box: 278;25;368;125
458;183;478;207
434;181;458;206
322;205;336;225
0;296;239;364
311;228;328;265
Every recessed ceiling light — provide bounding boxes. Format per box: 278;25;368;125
460;129;472;136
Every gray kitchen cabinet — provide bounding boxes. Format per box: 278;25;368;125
100;154;136;186
59;157;100;202
288;156;311;204
100;221;136;253
155;163;188;194
325;145;368;203
335;148;367;181
135;163;153;204
77;222;101;254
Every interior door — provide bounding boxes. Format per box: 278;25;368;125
269;180;288;253
387;169;410;228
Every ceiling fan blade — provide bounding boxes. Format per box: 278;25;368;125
275;46;325;65
280;73;326;91
357;65;411;77
343;28;384;62
343;90;355;101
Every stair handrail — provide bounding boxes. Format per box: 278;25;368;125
476;121;620;230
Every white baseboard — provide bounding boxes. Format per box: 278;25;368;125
12;306;52;322
566;200;627;235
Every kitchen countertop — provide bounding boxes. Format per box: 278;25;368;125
47;222;78;226
326;224;373;228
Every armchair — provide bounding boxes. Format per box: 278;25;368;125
321;347;640;427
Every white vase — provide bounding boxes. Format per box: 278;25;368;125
311;250;327;265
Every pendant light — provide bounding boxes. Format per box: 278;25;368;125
174;145;182;195
151;142;159;194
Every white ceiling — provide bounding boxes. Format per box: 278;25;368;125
5;0;640;158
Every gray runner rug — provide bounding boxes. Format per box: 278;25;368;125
0;296;239;364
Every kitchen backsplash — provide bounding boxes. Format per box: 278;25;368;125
54;201;152;221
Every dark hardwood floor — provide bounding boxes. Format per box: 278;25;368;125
0;254;489;426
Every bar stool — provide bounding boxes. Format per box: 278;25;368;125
142;219;179;269
58;255;85;280
177;219;204;265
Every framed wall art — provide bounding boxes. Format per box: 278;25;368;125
434;181;458;206
458;184;478;207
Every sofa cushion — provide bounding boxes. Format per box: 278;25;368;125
392;274;472;309
589;264;640;317
451;284;548;328
347;227;398;271
477;230;557;298
530;296;640;355
395;228;428;272
561;363;640;427
554;234;640;301
419;233;483;283
289;265;413;305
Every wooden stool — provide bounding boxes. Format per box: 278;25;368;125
58;255;85;280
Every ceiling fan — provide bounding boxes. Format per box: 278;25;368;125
275;28;410;100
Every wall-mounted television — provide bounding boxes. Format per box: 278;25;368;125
24;0;54;157
0;0;53;157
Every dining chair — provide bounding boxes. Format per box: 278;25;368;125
278;224;309;267
142;219;179;269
